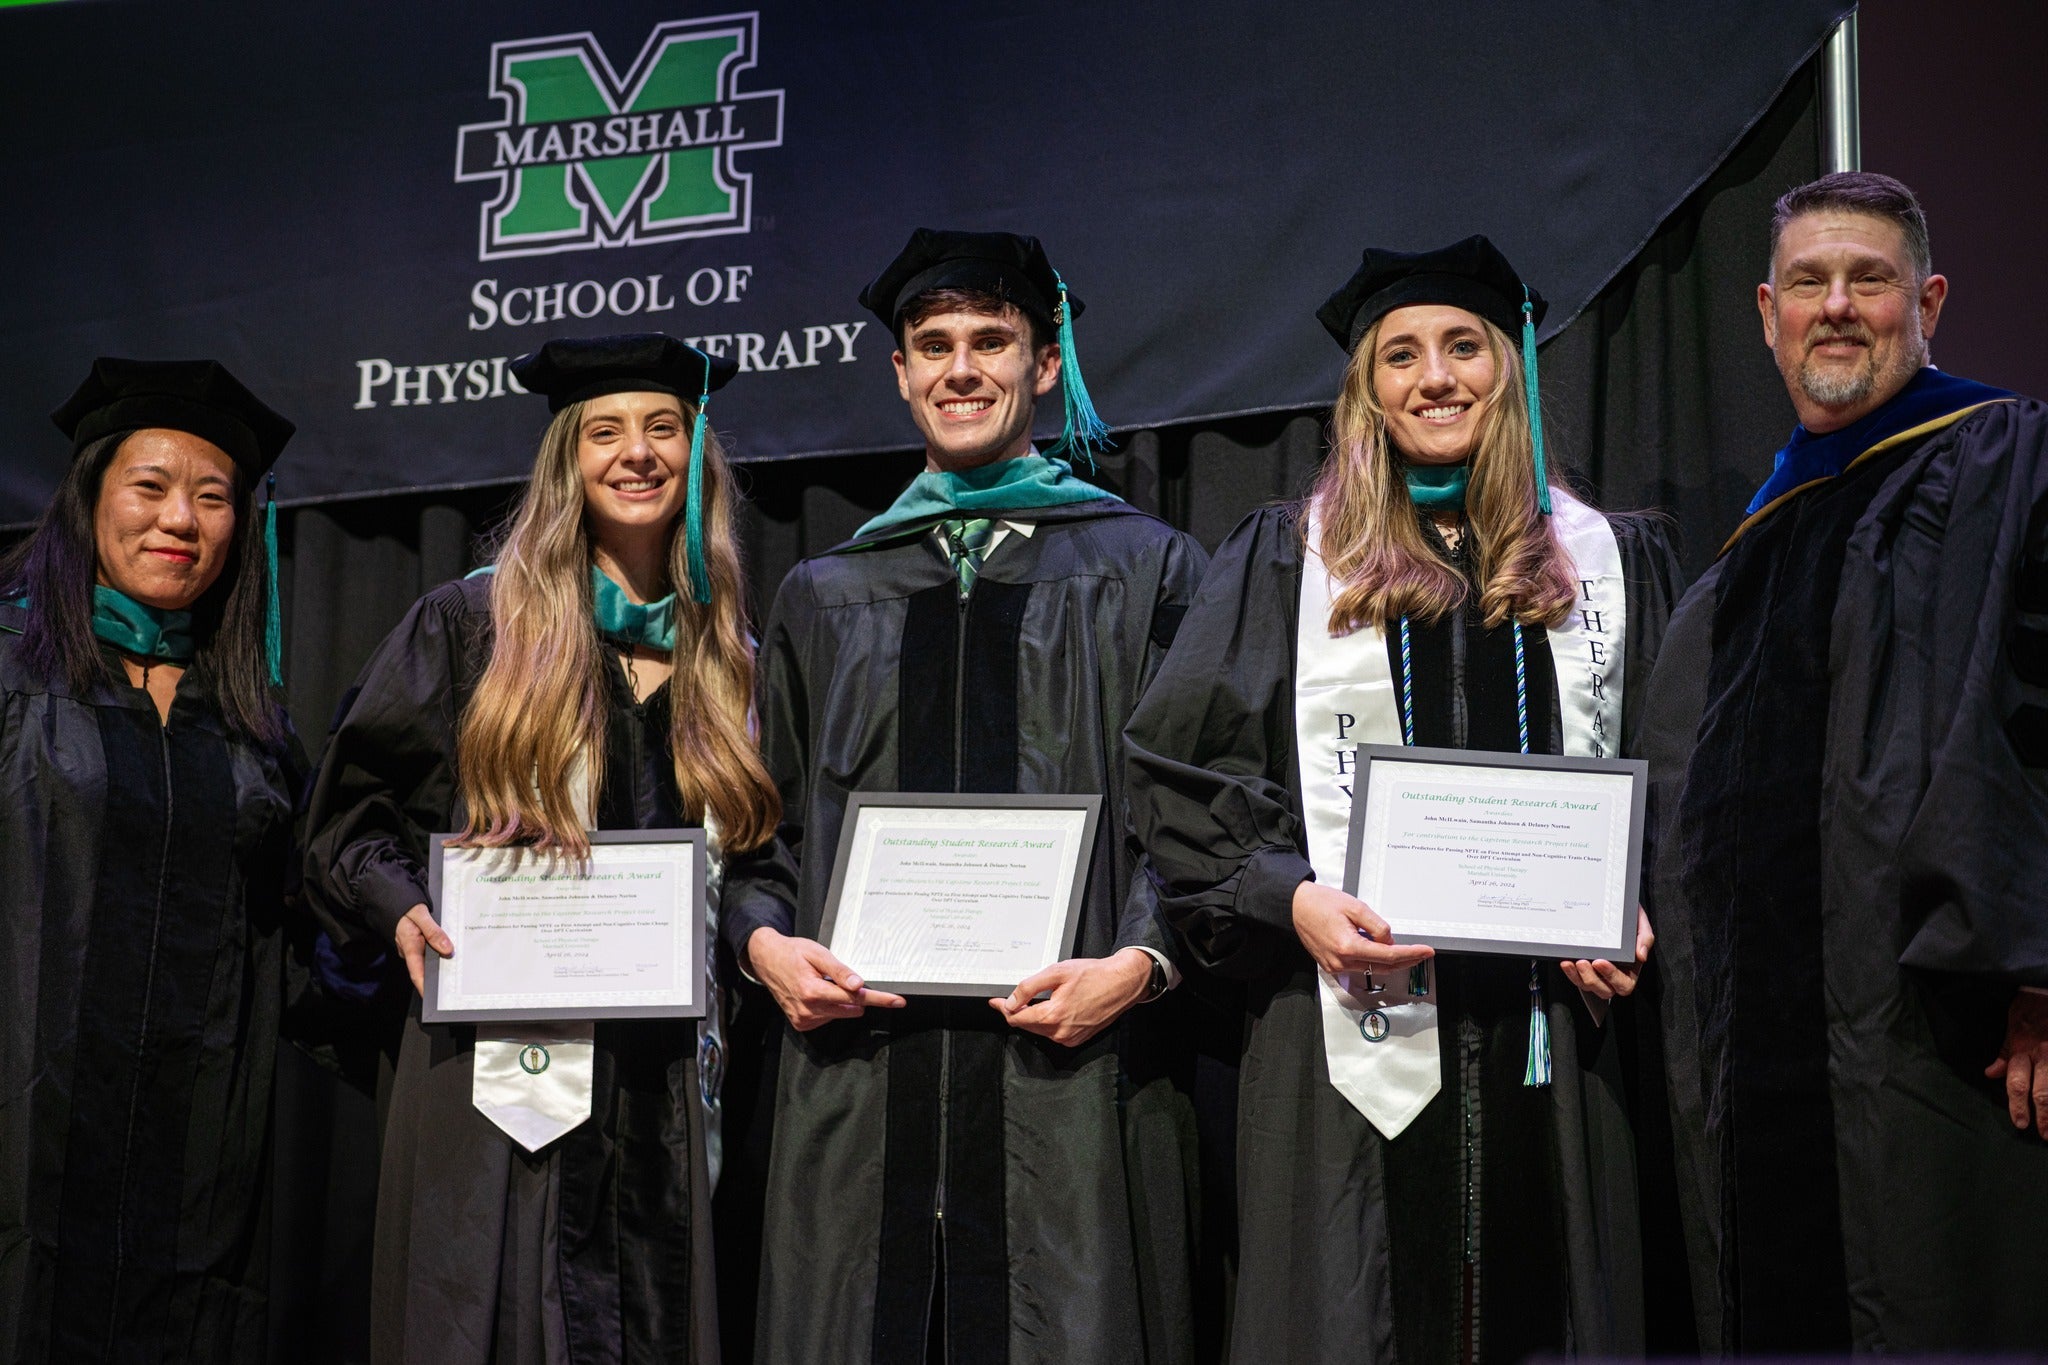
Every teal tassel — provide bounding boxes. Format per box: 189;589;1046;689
1044;270;1113;471
1523;961;1552;1087
683;390;711;604
264;472;282;686
1521;287;1552;516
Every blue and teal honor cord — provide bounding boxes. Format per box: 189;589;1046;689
1393;614;1552;1087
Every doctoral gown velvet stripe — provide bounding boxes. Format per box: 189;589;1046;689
1644;395;2048;1351
727;502;1209;1365
0;605;298;1364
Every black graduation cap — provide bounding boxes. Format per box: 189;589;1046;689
51;357;295;475
858;228;1113;466
508;333;737;413
858;228;1084;336
1316;234;1546;353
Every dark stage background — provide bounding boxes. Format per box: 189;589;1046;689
1857;0;2048;401
20;0;2011;1359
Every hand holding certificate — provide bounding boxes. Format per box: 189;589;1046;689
1342;745;1647;961
743;930;906;1031
1289;879;1437;978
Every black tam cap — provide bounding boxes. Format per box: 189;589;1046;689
509;333;737;413
52;357;295;475
1317;235;1546;353
859;228;1084;335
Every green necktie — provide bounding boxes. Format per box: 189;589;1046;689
939;517;996;599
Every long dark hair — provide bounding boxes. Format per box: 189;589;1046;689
0;430;285;747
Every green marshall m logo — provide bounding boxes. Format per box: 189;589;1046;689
456;14;784;260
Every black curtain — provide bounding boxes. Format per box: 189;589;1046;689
249;62;1816;1364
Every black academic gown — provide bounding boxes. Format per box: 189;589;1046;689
1123;505;1682;1365
723;500;1209;1365
301;576;795;1365
0;602;300;1364
1644;395;2048;1352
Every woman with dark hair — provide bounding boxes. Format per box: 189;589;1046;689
0;357;300;1363
303;334;794;1364
1124;239;1682;1363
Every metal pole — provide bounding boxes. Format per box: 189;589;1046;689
1819;11;1861;173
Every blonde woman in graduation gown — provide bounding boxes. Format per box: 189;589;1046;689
1124;239;1680;1364
304;335;793;1364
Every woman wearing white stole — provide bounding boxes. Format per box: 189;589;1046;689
303;334;792;1364
1124;238;1679;1364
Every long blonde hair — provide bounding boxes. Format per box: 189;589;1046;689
1305;315;1578;634
455;400;780;855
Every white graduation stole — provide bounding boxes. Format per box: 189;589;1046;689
468;772;726;1154
470;749;600;1152
1294;488;1625;1138
471;1020;596;1152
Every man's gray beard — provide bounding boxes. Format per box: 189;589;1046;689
1799;358;1875;407
1796;332;1927;409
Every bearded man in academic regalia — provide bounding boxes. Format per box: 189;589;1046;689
722;230;1209;1364
1644;170;2048;1352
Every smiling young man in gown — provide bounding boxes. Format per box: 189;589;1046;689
724;229;1210;1364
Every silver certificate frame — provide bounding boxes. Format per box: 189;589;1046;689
816;792;1102;997
1341;744;1646;960
421;827;708;1023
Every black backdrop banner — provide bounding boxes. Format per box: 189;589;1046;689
0;0;1848;522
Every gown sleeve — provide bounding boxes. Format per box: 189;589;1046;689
302;581;477;947
1122;507;1314;980
1878;401;2048;984
719;563;813;957
1107;526;1210;963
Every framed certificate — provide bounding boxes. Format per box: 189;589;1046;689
421;828;707;1023
1342;745;1645;960
816;792;1101;996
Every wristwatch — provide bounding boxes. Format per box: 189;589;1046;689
1143;954;1171;1003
